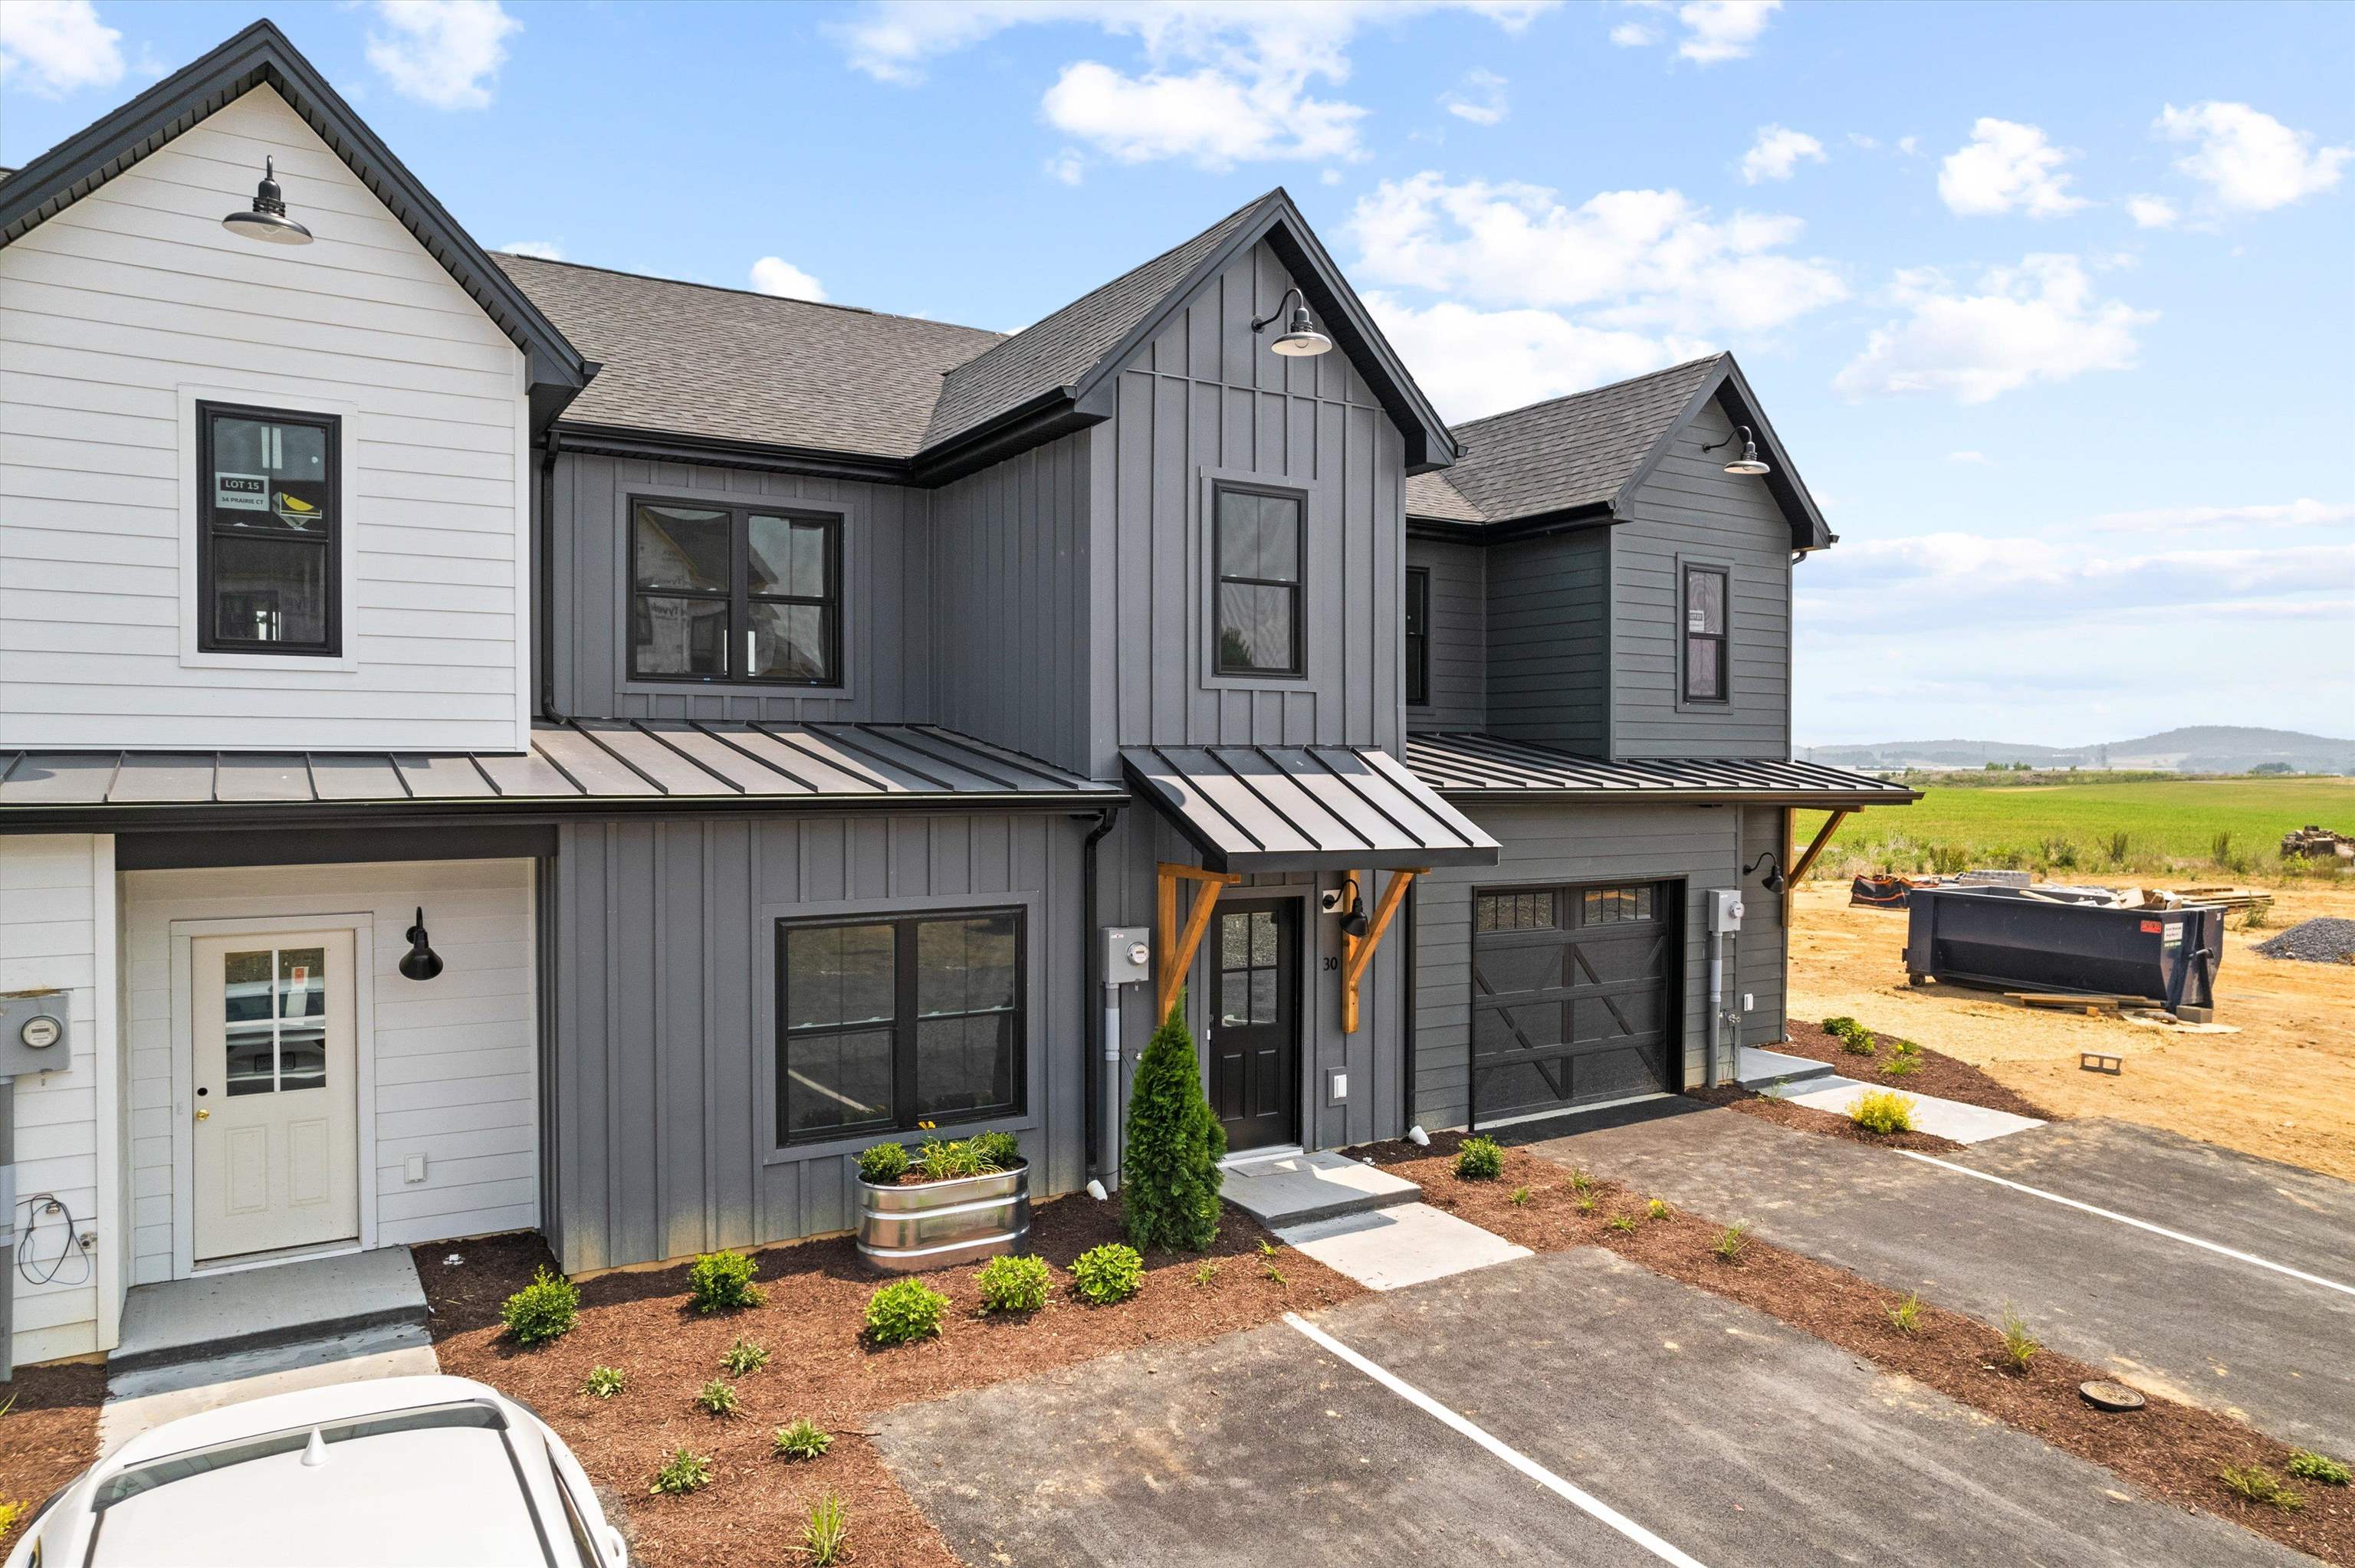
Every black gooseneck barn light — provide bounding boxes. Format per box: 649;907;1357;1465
222;157;314;245
399;907;445;982
1703;425;1772;476
1742;851;1787;895
1250;286;1334;357
1336;875;1371;940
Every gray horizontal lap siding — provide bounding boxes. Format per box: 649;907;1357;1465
547;809;1083;1274
1611;398;1792;759
1404;539;1484;733
1486;528;1610;755
545;451;932;723
1411;801;1740;1132
1737;804;1788;1046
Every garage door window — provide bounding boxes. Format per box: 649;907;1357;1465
1475;891;1555;933
1581;886;1654;924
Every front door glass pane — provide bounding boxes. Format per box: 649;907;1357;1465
222;944;330;1095
224;949;275;1097
278;946;327;1091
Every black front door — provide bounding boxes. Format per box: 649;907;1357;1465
1209;900;1299;1152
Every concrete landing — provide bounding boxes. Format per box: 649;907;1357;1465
1276;1202;1532;1291
1221;1150;1421;1227
113;1246;428;1372
1735;1045;1839;1090
100;1320;438;1453
1779;1076;2045;1143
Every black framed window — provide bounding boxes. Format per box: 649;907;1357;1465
197;402;339;655
631;499;839;685
1475;891;1555;933
1405;566;1430;707
1682;564;1729;703
776;909;1022;1146
1214;485;1304;677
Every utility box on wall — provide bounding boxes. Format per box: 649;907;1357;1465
1101;927;1152;987
0;991;70;1078
1709;889;1745;933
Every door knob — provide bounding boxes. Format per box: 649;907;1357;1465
195;1107;211;1121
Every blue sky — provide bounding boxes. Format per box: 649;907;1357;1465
5;0;2350;747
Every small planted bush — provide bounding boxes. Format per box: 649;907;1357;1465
1070;1242;1143;1304
774;1417;833;1461
1886;1292;1923;1335
856;1140;909;1184
1880;1052;1922;1078
500;1267;580;1348
1849;1090;1917;1136
1576;1192;1600;1214
2219;1464;2305;1511
688;1248;763;1314
582;1365;627;1399
971;1130;1023;1171
865;1277;950;1345
1122;997;1226;1252
1712;1222;1749;1263
803;1492;850;1567
1998;1304;2040;1372
1190;1259;1219;1287
1453;1135;1504;1181
651;1448;713;1496
918;1135;987;1182
975;1252;1053;1314
1508;1186;1532;1206
719;1335;770;1376
1645;1197;1672;1222
1607;1213;1639;1234
1823;1016;1877;1056
695;1379;742;1418
2287;1450;2350;1487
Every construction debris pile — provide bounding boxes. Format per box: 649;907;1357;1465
2280;825;2355;864
2252;917;2355;965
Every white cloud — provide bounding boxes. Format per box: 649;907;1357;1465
2125;195;2179;230
1896;135;1919;156
498;240;564;260
1938;118;2085;217
1365;294;1709;422
1804;533;2353;624
1441;67;1509;126
1675;0;1778;62
2090;499;2355;536
2156;101;2350;212
1042;58;1364;167
1846;133;1878;151
1834;253;2154;404
750;257;828;302
1609;20;1658;46
1043;148;1088;185
366;0;521;110
1348;172;1845;336
1946;450;1989;464
1741;124;1823;184
1319;167;1344;186
0;0;123;97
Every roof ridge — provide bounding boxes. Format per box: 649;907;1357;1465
1450;352;1726;432
492;251;1006;338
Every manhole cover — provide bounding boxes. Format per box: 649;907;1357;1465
2080;1379;2146;1412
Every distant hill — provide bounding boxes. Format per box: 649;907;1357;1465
1804;727;2353;775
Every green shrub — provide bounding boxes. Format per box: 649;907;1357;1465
1823;1016;1877;1056
1576;1192;1600;1214
582;1365;627;1399
864;1277;950;1345
1926;844;1968;876
1453;1135;1503;1181
1645;1197;1671;1221
2287;1450;2350;1487
1508;1186;1532;1206
1121;996;1226;1252
971;1130;1023;1170
651;1448;713;1496
918;1135;987;1181
1712;1223;1749;1263
2106;831;2131;866
687;1248;763;1314
1880;1053;1922;1077
0;1499;28;1543
773;1418;833;1461
1849;1090;1916;1135
500;1267;579;1347
1998;1304;2040;1372
803;1492;850;1566
975;1253;1053;1314
1886;1292;1923;1334
856;1141;909;1184
2219;1464;2305;1511
1071;1242;1143;1304
1190;1260;1219;1286
1606;1213;1639;1234
695;1379;741;1418
719;1335;770;1376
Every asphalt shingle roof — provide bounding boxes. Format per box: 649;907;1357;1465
1407;354;1728;525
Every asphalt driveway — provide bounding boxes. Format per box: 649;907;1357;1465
1529;1107;2355;1452
875;1247;2304;1567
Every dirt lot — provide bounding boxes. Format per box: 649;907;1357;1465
1788;878;2355;1181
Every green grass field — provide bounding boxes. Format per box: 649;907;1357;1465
1798;776;2355;878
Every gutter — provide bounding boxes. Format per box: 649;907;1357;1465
1428;788;1923;808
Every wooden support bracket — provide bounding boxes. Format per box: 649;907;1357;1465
1340;868;1426;1035
1155;861;1242;1022
1785;808;1852;925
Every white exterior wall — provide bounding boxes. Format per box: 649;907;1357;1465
0;84;531;752
2;835;122;1366
122;858;537;1286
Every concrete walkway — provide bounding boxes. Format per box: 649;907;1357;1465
1777;1074;2045;1143
1223;1148;1532;1291
1527;1105;2355;1453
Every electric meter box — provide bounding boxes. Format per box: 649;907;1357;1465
0;990;70;1078
1102;927;1153;986
1709;889;1745;934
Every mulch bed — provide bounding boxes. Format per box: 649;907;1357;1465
1351;1131;2353;1566
417;1195;1360;1568
0;1360;105;1534
1788;1019;2066;1120
1687;1082;1966;1152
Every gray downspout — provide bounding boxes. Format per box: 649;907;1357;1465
1079;804;1124;1184
1;1079;15;1383
537;430;563;723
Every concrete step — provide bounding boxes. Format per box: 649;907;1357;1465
1220;1150;1422;1228
1736;1045;1841;1091
112;1246;428;1373
1276;1202;1532;1291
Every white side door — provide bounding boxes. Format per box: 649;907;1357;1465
191;930;360;1264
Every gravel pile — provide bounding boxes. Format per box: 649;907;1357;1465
2252;917;2355;964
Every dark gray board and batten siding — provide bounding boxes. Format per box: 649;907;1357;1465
544;809;1086;1274
1403;539;1485;734
1485;527;1611;755
1736;803;1788;1048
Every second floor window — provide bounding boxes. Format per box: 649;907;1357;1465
1405;566;1430;707
199;402;339;656
631;500;840;685
1683;563;1729;703
1214;485;1304;677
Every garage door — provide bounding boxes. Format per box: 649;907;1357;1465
1470;882;1674;1123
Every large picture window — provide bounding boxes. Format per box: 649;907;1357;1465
197;402;339;655
1682;563;1729;704
631;499;839;685
1405;566;1430;707
1213;485;1304;677
776;910;1023;1145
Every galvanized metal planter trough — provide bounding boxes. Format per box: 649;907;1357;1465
856;1160;1031;1273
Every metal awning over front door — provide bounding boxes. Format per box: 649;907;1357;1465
1120;744;1500;874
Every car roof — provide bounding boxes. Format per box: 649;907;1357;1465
101;1375;507;1470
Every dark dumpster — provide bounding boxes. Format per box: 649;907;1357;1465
1904;887;2225;1021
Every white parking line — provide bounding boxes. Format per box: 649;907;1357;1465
1283;1312;1710;1568
1897;1151;2355;1298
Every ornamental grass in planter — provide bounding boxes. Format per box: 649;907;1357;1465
855;1130;1033;1274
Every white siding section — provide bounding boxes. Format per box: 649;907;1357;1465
2;834;120;1366
0;85;530;752
122;858;537;1284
